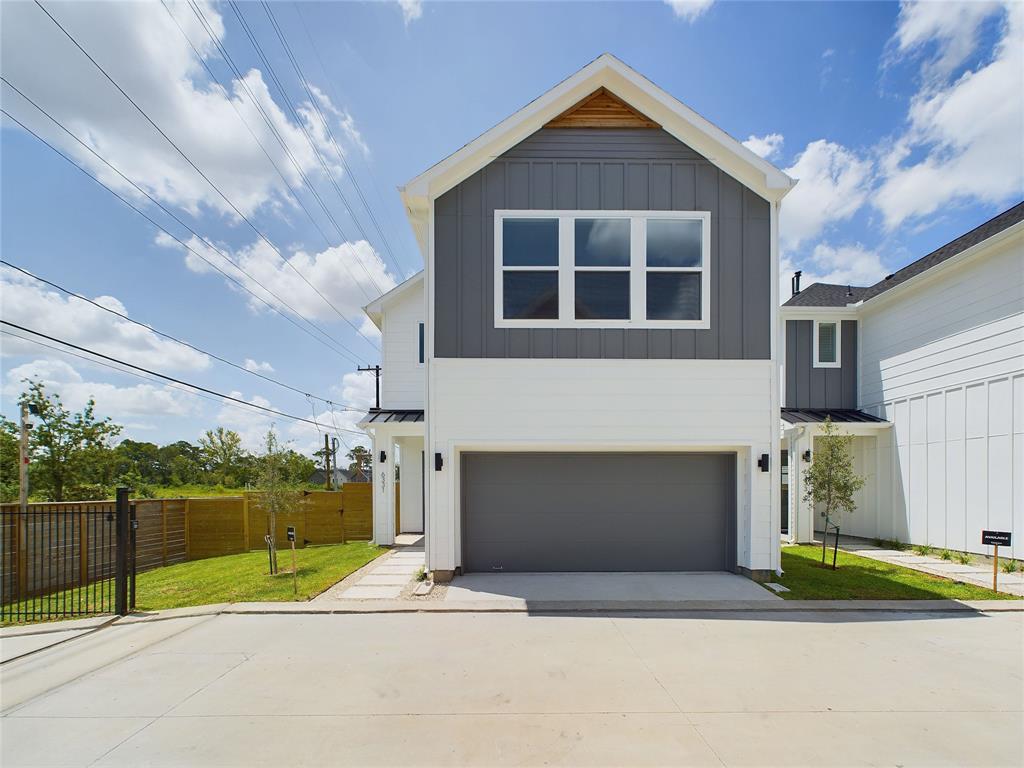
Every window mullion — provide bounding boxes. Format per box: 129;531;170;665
631;217;645;323
559;215;572;323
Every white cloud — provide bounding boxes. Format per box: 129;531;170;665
743;132;784;160
397;0;423;25
785;243;888;289
0;1;365;219
155;232;395;327
243;359;275;374
664;0;715;22
875;2;1023;229
3;358;198;420
1;266;209;371
781;140;874;251
890;0;1002;81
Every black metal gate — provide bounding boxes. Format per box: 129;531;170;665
1;487;136;623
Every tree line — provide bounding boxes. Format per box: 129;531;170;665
0;380;370;502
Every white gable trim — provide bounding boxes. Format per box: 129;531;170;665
400;54;796;256
363;270;424;329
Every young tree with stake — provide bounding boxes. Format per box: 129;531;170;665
255;427;304;575
802;417;866;567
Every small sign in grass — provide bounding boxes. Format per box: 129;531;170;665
774;545;1020;600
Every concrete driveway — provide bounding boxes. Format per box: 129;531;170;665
3;609;1022;767
445;572;779;603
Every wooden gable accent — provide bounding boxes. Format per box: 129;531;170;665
544;87;661;130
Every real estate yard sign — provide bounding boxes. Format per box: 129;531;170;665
982;530;1012;592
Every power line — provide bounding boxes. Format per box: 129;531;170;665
0;100;369;366
261;1;405;280
226;1;397;291
293;2;408;263
1;321;367;435
0;259;363;412
2;328;364;446
33;0;374;338
181;0;382;305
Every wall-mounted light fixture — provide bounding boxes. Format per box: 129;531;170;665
802;449;812;463
434;452;444;471
757;453;770;472
379;451;387;464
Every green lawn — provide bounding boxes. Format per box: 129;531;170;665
135;542;385;610
775;545;1019;600
3;542;385;623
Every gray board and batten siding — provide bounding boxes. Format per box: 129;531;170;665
433;128;772;359
784;320;858;409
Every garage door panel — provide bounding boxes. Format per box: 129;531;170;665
462;452;735;573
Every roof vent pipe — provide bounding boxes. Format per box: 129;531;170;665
846;285;853;298
791;271;802;297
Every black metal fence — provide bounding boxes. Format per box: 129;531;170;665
1;488;136;623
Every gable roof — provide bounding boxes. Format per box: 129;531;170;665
362;270;423;329
783;201;1024;308
400;53;796;255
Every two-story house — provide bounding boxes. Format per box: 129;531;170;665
781;203;1024;560
361;54;796;582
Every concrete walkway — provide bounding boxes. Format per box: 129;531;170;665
835;537;1024;596
3;609;1021;766
315;534;425;600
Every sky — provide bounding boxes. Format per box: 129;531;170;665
1;0;1022;458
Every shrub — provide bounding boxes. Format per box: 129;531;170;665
1001;559;1020;574
954;551;972;565
939;549;953;561
913;544;934;556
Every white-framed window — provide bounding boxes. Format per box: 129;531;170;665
813;320;841;368
494;210;711;329
416;322;425;366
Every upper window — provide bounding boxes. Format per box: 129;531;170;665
814;320;840;368
494;210;711;328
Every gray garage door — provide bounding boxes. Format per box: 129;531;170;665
461;452;736;573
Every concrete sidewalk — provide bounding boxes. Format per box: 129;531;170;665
836;537;1024;596
3;609;1022;767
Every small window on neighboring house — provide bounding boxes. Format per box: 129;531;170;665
417;322;425;365
500;218;559;320
814;320;840;368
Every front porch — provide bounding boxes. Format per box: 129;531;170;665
781;408;892;544
358;409;425;547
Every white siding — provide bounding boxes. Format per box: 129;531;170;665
427;358;778;573
859;234;1024;557
380;286;425;409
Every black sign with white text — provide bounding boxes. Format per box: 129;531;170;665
982;530;1011;547
287;526;296;543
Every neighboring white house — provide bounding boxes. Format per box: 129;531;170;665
361;53;796;581
781;203;1024;560
359;272;425;539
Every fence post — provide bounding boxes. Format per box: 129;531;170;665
242;494;250;553
78;509;88;585
17;510;27;597
115;487;130;615
184;499;191;561
161;499;168;566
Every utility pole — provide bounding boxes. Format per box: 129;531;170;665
323;434;331;490
358;364;382;410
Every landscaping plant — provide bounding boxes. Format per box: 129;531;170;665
913;544;934;556
255;428;306;575
940;549;953;560
802;417;866;567
955;551;972;565
1001;559;1020;574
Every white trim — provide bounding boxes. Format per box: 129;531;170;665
779;306;859;321
813;319;841;368
493;209;711;329
363;271;424;329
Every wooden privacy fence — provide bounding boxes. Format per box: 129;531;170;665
0;484;373;606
